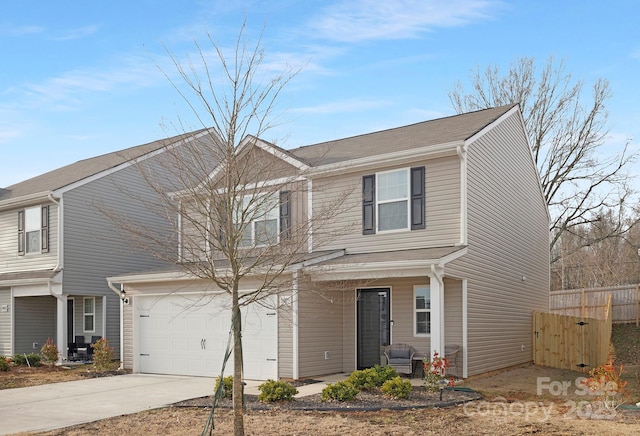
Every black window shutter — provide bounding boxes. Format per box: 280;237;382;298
411;167;425;230
18;210;25;255
362;175;376;235
41;205;50;252
280;190;291;240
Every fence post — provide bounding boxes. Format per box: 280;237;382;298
636;284;640;327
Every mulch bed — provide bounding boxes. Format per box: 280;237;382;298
172;385;482;411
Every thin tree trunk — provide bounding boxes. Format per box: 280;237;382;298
232;285;244;435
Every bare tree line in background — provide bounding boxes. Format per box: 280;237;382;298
450;56;639;290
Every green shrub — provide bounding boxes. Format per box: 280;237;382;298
0;356;9;371
374;364;398;384
381;376;412;399
321;381;359;402
214;375;234;398
346;368;380;390
40;338;59;365
91;338;117;371
257;379;298;403
346;365;397;390
13;353;41;367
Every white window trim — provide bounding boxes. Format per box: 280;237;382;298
24;206;42;255
83;297;95;333
413;285;431;337
375;168;410;233
239;192;280;248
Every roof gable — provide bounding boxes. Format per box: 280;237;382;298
0;129;209;202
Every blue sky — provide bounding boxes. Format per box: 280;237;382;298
1;0;639;187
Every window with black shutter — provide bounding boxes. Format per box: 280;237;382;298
18;210;25;255
41;205;50;252
410;167;425;230
362;175;376;234
280;190;291;240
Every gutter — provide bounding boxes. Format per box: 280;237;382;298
0;191;53;211
107;279;126;370
47;193;63;273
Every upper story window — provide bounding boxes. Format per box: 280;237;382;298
414;285;431;336
237;191;291;248
18;205;49;255
362;166;425;235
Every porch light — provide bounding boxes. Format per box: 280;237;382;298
120;288;129;305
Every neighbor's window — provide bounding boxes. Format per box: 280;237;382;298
414;286;431;336
238;193;279;247
83;297;95;332
24;207;41;254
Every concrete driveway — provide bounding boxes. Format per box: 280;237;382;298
0;374;227;435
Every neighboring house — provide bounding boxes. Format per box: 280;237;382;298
0;129;216;360
108;104;549;380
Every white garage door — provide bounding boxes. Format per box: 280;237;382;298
136;294;277;380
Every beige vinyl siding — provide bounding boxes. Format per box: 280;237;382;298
14;296;56;354
277;295;293;378
0;203;59;273
0;288;11;356
313;156;461;253
297;288;344;378
123;302;133;369
447;110;549;377
342;288;356;372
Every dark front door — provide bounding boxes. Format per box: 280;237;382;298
357;288;390;369
67;299;74;345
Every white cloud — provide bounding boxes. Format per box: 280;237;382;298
631;49;640;59
16;54;168;109
51;25;100;41
293;98;390;114
309;0;502;42
0;23;45;36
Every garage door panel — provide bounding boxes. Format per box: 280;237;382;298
137;294;277;379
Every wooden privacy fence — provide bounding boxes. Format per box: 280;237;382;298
550;284;640;325
533;296;612;373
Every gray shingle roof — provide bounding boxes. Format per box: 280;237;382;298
0;129;208;201
289;104;516;165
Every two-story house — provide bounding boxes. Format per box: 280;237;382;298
0;129;216;361
107;104;549;380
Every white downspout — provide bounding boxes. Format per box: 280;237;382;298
47;193;63;272
456;144;468;246
292;269;300;380
107;280;125;369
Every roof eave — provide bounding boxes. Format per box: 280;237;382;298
0;191;55;211
307;140;463;177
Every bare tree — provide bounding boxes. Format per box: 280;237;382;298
449;57;637;264
102;25;352;435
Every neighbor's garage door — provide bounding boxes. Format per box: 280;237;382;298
136;294;277;380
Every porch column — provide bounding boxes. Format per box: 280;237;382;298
55;295;67;362
429;265;445;359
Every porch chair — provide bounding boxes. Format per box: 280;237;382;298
74;336;88;360
384;343;416;375
444;344;460;378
